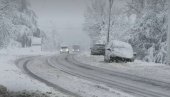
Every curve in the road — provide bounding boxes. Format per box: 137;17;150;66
17;57;81;97
48;54;170;97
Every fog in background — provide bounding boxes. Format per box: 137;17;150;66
29;0;90;49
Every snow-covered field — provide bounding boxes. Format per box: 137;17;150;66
76;52;170;83
0;47;67;97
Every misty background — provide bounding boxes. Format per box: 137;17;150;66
29;0;90;49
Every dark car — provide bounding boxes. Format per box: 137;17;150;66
72;45;80;52
90;44;105;55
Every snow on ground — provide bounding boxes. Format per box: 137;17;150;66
0;47;67;97
76;51;170;82
0;47;58;56
0;47;133;97
28;57;134;97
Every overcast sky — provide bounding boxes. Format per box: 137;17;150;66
29;0;90;48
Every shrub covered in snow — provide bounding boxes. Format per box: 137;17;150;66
0;0;39;48
0;85;51;97
128;0;167;63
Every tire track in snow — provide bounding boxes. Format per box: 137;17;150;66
17;57;81;97
48;54;170;97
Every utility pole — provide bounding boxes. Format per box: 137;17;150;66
107;0;114;43
168;0;170;65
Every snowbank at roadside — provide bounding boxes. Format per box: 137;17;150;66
0;47;58;56
76;52;170;82
0;48;67;97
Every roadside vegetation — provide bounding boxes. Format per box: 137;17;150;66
84;0;167;64
0;0;40;48
0;85;52;97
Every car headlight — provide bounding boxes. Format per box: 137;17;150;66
66;49;69;51
60;49;63;52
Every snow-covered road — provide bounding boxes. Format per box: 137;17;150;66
0;49;68;97
16;54;170;97
17;55;133;97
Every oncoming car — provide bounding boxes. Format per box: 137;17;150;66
104;40;135;63
72;45;80;52
60;46;69;54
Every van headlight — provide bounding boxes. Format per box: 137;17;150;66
60;49;63;52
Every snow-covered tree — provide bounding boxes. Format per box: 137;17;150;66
84;0;108;45
41;29;61;51
127;0;167;63
0;0;38;48
126;0;145;19
168;0;170;65
84;0;168;63
84;0;134;44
